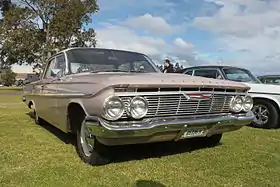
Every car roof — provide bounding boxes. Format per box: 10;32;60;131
258;75;280;78
63;47;145;55
181;65;248;72
49;47;146;60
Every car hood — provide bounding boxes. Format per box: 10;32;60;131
67;72;250;92
244;82;280;94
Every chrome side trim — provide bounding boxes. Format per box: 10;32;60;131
25;92;93;97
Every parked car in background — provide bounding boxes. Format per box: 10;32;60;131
182;65;280;129
258;75;280;85
22;48;254;166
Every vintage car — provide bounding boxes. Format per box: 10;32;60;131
22;48;254;166
182;65;280;129
258;75;280;85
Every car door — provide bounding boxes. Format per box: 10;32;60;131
53;53;68;130
38;57;61;126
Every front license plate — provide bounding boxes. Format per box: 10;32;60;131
180;128;207;139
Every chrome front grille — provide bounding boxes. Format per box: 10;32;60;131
120;93;234;118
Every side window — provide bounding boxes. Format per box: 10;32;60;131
44;55;66;79
193;69;222;79
184;70;193;75
44;58;56;79
56;55;66;75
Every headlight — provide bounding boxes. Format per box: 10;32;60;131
102;96;124;120
242;95;253;112
230;95;243;113
128;96;148;119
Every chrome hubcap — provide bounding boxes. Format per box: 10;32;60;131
80;121;95;157
252;104;269;126
31;105;38;122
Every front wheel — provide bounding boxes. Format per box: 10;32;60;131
251;99;279;129
75;120;109;166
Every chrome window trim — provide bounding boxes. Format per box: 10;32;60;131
41;52;67;80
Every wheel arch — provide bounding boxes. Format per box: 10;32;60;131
251;95;280;113
67;102;88;134
250;94;280;128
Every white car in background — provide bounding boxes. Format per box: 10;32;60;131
182;65;280;129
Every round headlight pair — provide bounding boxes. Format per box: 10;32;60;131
230;95;253;113
102;96;148;120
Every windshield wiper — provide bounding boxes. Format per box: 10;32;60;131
90;69;128;73
90;69;146;73
128;70;147;73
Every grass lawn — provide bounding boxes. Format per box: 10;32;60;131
1;90;280;187
0;86;23;91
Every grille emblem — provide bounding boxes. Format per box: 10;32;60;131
185;93;212;101
183;94;191;100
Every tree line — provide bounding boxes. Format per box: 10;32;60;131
0;0;185;86
0;0;99;73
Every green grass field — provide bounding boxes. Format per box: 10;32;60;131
1;90;280;187
0;86;23;91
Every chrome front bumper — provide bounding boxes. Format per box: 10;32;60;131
85;112;255;146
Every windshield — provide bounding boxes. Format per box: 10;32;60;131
66;48;158;74
260;77;280;84
222;67;261;84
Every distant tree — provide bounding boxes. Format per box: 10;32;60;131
0;0;13;68
0;0;12;17
0;0;99;72
0;68;16;86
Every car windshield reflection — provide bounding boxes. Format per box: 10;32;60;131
259;76;280;85
222;67;261;84
66;48;158;74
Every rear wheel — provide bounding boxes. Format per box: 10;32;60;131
75;119;109;166
251;99;279;129
30;104;43;125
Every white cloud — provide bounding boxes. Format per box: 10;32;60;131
95;23;167;56
123;14;181;35
193;0;280;74
98;0;176;12
174;37;194;50
95;22;201;67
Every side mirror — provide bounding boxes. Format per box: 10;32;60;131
50;69;62;78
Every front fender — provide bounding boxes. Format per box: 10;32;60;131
249;92;280;110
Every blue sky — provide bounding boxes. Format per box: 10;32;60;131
82;0;280;75
89;0;223;62
12;0;280;75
